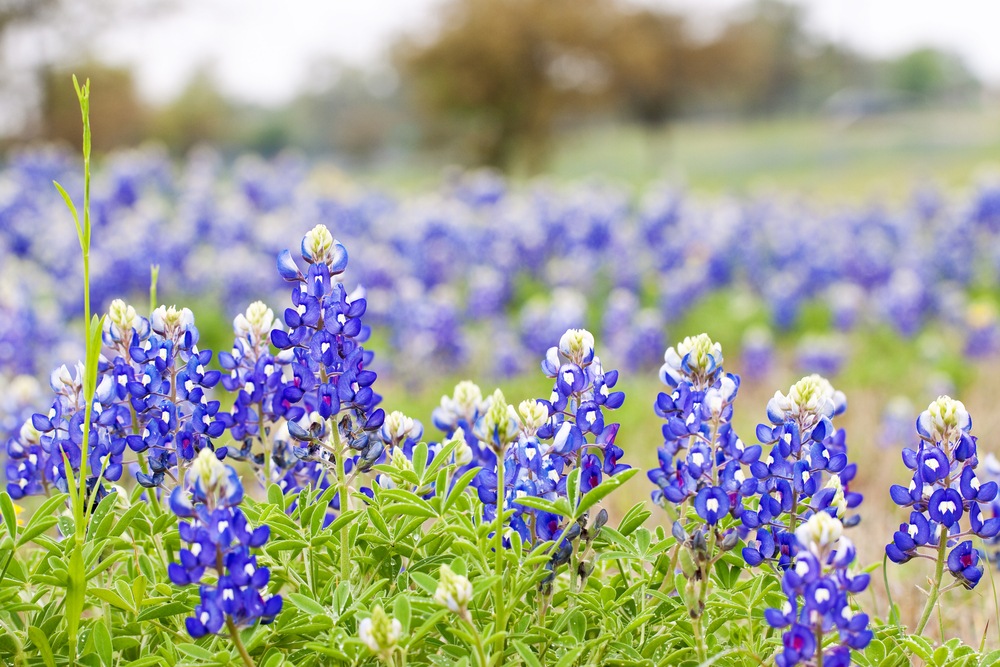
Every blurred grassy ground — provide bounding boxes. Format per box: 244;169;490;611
361;106;1000;201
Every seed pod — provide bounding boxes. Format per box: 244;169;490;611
672;520;687;543
692;528;707;555
720;530;739;552
678;545;697;577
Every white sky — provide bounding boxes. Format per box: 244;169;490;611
79;0;1000;106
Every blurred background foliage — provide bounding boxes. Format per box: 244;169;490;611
1;0;988;186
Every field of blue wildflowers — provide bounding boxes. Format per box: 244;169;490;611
2;81;1000;666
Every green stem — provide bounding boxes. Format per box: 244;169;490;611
226;616;256;667
815;622;824;667
463;615;490;667
326;418;351;583
492;452;506;664
914;529;948;635
692;612;707;663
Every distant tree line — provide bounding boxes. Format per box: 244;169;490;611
14;0;984;170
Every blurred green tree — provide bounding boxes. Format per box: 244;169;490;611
396;0;618;171
889;47;979;104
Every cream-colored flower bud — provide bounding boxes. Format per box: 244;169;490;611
453;381;485;418
824;474;848;518
517;399;549;435
447;428;473;466
794;511;844;556
434;564;473;619
558;328;595;364
482;389;517;450
107;299;141;338
191;447;227;493
233;301;274;345
359;605;402;661
151;305;194;338
919;395;970;444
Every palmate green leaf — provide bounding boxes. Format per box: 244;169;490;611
109;502;146;538
175;643;217;662
567;609;587;642
412;442;428;478
18;493;66;547
123;658;167;667
409;571;438;595
554;646;586;667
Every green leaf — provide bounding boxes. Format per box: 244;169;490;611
565;468;581;510
513;640;543;667
27;626;56;667
393;595;411;634
92;620;113;665
122;658;166;667
554;646;585;667
0;492;17;541
53;181;84;245
617;502;651;536
512;496;563;516
444;467;480;513
266;483;285;509
66;541;86;657
286;593;326;616
89;587;134;614
409;571;438;595
567;609;587;642
136;601;190;622
109;502;146;538
18;514;59;547
368;507;390;537
412;442;428;478
576;468;639;518
175;643;217;661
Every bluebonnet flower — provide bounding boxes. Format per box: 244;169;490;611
886;396;999;589
765;512;872;667
216;301;287;473
168;449;282;638
120;303;226;488
742;374;862;569
647;334;756;615
459;330;626;588
433;381;494;473
648;335;758;523
9;362;128;503
270;225;386;508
